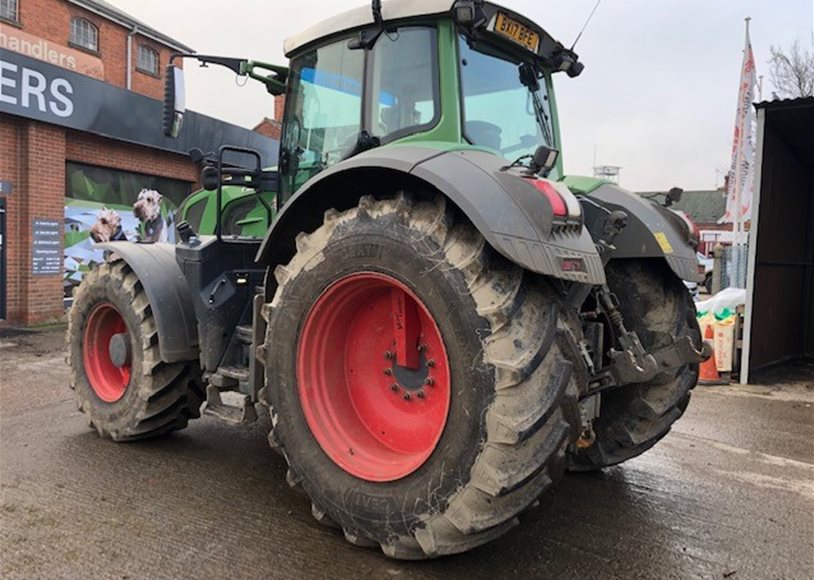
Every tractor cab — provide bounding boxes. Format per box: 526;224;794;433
164;0;583;206
157;0;588;391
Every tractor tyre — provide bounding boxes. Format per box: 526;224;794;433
67;257;205;441
261;193;581;559
568;259;701;471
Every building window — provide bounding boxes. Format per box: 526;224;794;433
70;17;98;52
0;0;19;23
136;45;159;76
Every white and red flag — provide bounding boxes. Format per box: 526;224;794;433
722;19;757;227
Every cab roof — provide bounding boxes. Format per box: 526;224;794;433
283;0;579;77
284;0;456;56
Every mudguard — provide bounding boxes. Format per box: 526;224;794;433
256;146;605;287
580;183;701;282
95;242;199;363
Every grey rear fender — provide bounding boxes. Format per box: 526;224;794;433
256;146;605;298
582;183;701;282
95;242;199;363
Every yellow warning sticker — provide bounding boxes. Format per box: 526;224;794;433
654;232;674;254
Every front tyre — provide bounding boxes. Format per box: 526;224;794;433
67;257;205;441
263;194;581;559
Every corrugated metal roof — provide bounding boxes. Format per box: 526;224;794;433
756;96;814;164
754;96;814;109
67;0;194;53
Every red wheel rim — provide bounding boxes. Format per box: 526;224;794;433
82;303;131;403
297;272;451;482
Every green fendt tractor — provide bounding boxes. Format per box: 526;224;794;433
67;0;709;559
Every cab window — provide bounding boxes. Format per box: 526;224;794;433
182;197;207;233
369;27;439;141
283;38;364;195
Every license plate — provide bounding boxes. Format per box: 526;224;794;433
492;12;540;53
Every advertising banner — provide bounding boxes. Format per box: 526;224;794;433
722;22;757;227
63;163;189;295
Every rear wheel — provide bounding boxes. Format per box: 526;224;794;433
568;259;701;470
67;257;205;441
262;193;581;559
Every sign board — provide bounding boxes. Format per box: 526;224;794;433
0;26;104;79
32;218;61;275
0;51;278;163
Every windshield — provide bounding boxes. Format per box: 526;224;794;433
459;35;555;160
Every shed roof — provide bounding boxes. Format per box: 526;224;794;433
637;190;727;224
755;96;814;165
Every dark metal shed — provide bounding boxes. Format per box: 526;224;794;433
741;97;814;382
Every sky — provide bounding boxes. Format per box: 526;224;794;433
112;0;814;192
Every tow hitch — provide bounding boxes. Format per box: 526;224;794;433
570;203;712;402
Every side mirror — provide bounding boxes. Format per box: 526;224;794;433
201;166;218;191
163;64;186;138
527;145;560;177
666;187;683;205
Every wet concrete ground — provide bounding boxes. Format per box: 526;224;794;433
1;326;812;580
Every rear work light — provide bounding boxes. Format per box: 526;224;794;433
528;179;582;222
529;179;567;217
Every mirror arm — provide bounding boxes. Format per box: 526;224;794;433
242;61;289;96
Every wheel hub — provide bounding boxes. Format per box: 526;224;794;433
108;332;131;368
297;272;451;482
392;348;426;387
82;303;131;403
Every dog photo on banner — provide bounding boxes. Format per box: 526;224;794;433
63;164;189;296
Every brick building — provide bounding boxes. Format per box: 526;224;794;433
1;0;277;324
252;95;287;140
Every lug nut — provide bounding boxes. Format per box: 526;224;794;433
384;351;394;360
424;377;434;386
390;383;399;392
402;392;412;401
417;344;427;352
417;390;426;399
427;359;435;367
384;368;392;376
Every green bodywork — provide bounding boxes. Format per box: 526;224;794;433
178;183;277;238
560;175;610;194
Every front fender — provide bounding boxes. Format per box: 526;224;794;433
257;146;605;287
582;183;701;282
96;242;199;363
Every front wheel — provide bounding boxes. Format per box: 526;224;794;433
262;193;581;559
67;257;205;441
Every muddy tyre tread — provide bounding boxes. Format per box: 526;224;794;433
263;193;581;559
568;259;701;470
67;258;205;442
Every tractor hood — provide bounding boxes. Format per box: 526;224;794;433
283;0;582;76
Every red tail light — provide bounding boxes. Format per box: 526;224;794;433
529;179;567;217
